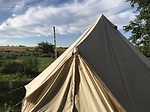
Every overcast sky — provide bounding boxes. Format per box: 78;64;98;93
0;0;136;46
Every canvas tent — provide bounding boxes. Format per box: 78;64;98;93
22;15;150;112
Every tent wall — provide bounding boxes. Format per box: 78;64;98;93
22;53;125;112
78;15;150;112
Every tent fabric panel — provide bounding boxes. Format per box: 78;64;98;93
78;15;150;112
22;57;74;112
22;52;125;112
76;55;126;112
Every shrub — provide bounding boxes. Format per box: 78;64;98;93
20;56;39;76
1;56;39;77
1;61;24;74
0;53;3;59
2;52;18;59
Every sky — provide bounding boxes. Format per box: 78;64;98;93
0;0;136;47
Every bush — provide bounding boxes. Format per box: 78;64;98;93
20;56;39;76
1;56;40;77
1;61;24;74
0;61;2;67
3;52;18;59
0;53;3;59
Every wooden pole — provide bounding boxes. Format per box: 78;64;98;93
53;26;57;59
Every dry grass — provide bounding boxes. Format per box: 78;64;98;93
0;46;35;52
0;46;68;53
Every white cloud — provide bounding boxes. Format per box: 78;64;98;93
108;9;136;29
0;39;8;44
0;0;136;38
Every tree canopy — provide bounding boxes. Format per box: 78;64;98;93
124;0;150;58
36;41;54;54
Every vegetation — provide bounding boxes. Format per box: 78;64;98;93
0;42;67;111
0;44;57;112
0;58;53;112
20;56;40;76
124;0;150;58
36;41;54;54
38;57;54;72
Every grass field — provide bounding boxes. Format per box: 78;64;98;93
0;46;35;52
0;46;67;53
38;57;54;72
0;46;66;111
0;56;54;112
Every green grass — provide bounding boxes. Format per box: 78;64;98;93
0;56;54;73
38;57;54;72
0;56;54;111
0;57;54;82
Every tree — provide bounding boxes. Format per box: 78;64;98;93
36;41;54;54
123;0;150;58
